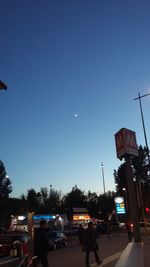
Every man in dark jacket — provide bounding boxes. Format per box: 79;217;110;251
78;224;85;246
85;222;102;267
34;220;49;267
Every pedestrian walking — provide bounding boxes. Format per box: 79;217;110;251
107;220;111;239
34;220;49;267
85;222;102;267
78;224;85;249
125;221;133;242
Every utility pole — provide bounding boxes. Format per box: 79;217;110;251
134;92;150;168
101;162;106;194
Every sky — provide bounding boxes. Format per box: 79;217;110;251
0;0;150;198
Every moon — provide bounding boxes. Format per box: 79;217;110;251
74;113;78;118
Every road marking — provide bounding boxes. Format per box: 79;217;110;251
91;251;122;267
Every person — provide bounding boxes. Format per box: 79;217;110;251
34;220;49;267
78;224;84;246
85;222;102;267
78;224;85;246
125;220;133;242
107;219;111;239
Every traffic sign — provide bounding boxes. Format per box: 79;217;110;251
115;128;138;160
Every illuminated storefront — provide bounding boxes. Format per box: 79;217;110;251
73;214;91;224
10;214;67;231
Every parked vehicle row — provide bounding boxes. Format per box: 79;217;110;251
0;233;29;258
0;230;68;258
47;231;67;250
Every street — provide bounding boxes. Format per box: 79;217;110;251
46;233;128;267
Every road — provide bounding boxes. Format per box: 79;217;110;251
46;233;129;267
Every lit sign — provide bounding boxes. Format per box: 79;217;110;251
116;203;125;214
114;197;124;204
33;215;56;220
18;216;26;221
115;128;138;160
114;197;125;214
73;214;91;221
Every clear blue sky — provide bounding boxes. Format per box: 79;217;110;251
0;0;150;197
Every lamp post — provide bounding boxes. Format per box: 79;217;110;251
134;92;150;168
101;162;106;194
50;184;52;193
0;80;7;90
138;180;145;222
122;187;128;213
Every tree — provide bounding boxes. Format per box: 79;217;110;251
0;160;12;197
47;187;62;213
132;145;148;182
86;191;99;218
0;160;12;227
40;187;48;207
98;191;116;220
39;187;62;213
63;185;86;221
26;188;39;212
114;163;126;195
114;146;150;220
114;146;149;193
64;185;86;208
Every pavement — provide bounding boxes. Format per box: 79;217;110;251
142;235;150;267
39;232;150;267
70;232;150;267
95;234;150;267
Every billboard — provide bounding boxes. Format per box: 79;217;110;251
115;128;138;160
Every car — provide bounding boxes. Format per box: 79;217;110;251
47;231;67;250
9;233;30;255
63;224;80;236
96;222;108;234
139;222;150;235
0;236;12;257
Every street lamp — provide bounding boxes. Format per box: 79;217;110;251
134;92;150;168
122;187;128;213
0;80;7;90
100;162;106;194
50;184;52;193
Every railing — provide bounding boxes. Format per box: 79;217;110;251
18;255;38;267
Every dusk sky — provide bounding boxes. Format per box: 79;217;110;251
1;0;150;197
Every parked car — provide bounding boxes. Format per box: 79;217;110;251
96;222;108;234
139;222;150;235
0;236;12;257
9;233;30;255
47;231;67;250
63;225;79;236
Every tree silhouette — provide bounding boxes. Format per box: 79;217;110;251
0;160;12;227
0;160;12;197
26;188;39;212
114;146;150;219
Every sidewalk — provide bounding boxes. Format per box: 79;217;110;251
143;235;150;267
95;234;150;267
47;232;150;267
103;234;150;267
